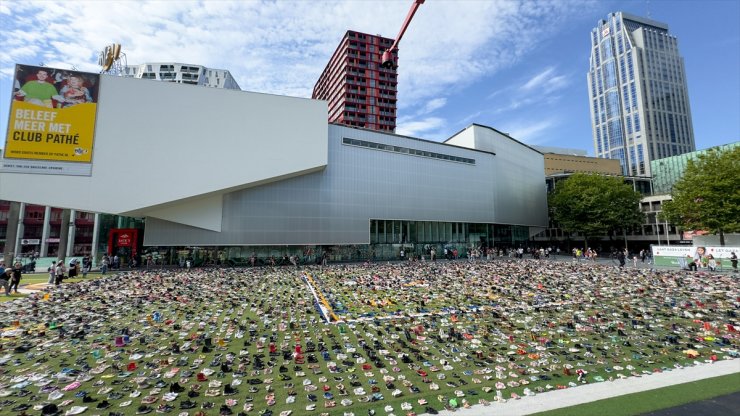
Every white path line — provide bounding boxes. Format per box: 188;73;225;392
433;359;740;416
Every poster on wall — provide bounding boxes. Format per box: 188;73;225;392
1;64;100;176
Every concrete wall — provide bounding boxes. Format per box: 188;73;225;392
0;75;328;231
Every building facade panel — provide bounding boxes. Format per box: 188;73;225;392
544;153;622;175
144;124;547;247
1;75;328;230
446;125;549;229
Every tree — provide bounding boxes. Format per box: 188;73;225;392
661;146;740;246
549;173;644;250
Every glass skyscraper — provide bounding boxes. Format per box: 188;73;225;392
588;12;695;177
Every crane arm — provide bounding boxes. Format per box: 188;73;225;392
381;0;425;68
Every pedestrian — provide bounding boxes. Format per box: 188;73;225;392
731;252;738;272
68;259;78;278
48;261;56;284
101;256;109;274
54;261;65;286
0;263;9;296
707;255;717;272
617;250;626;268
82;257;90;278
9;262;22;293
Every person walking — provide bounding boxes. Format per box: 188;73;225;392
47;261;56;284
0;263;9;296
731;252;738;272
9;262;22;294
100;256;109;274
54;260;65;286
617;250;626;268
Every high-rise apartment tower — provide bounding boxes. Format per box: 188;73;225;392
313;30;398;132
587;12;695;177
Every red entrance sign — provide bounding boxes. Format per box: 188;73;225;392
117;233;132;247
108;228;139;255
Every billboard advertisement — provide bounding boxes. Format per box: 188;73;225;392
2;64;100;176
651;245;740;267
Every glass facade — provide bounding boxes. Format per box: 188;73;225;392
650;142;738;194
366;219;529;259
588;12;695;177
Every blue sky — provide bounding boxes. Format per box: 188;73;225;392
1;0;738;155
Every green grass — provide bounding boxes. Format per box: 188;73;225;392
532;372;740;416
1;265;737;416
0;272;109;302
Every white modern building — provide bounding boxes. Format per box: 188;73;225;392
1;73;548;264
587;12;695;177
122;62;241;90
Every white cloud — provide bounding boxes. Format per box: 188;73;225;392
395;117;446;138
500;118;559;145
0;0;592;139
521;67;556;91
412;97;447;117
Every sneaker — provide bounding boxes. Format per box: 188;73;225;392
65;406;88;416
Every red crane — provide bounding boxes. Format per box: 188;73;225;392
381;0;425;69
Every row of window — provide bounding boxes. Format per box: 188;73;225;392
342;138;475;165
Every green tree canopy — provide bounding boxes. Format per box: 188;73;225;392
661;146;740;245
549;173;644;248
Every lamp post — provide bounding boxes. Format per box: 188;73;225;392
665;219;670;246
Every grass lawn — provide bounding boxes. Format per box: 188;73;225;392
532;372;740;416
0;272;109;302
0;262;737;416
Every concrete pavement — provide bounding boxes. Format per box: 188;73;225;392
432;359;740;416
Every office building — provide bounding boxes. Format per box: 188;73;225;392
313;30;398;132
587;12;695;177
122;62;241;90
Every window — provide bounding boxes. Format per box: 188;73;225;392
603;61;617;89
341;137;475;165
605;91;620;119
601;38;613;60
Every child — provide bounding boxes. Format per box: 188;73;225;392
59;75;92;107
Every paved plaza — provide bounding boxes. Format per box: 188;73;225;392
1;258;738;416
